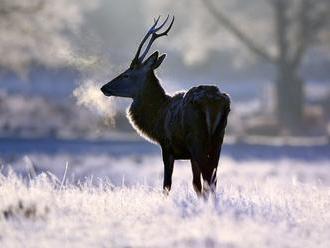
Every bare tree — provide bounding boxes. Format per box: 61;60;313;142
201;0;330;132
0;0;98;76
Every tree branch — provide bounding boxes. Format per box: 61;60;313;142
201;0;277;63
292;0;330;68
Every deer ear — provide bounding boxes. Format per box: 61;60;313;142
143;51;165;70
153;54;166;69
143;51;159;68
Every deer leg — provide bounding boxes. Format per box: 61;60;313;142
162;150;174;193
201;167;217;197
201;152;220;198
190;159;202;196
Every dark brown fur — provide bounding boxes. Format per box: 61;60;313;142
101;16;230;196
127;71;230;195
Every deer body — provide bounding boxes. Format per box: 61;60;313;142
101;16;230;196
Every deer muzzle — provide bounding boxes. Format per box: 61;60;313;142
100;85;112;97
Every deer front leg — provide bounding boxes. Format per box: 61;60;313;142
162;150;174;194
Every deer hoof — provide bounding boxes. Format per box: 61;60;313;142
163;187;170;196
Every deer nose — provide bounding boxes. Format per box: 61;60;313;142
101;85;112;96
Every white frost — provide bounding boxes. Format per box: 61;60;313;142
0;154;329;247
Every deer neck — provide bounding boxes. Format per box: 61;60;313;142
128;72;169;143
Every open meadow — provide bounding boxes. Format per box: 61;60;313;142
1;139;329;247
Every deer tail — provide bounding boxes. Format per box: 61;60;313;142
204;105;222;135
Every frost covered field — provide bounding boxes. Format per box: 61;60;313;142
0;139;330;247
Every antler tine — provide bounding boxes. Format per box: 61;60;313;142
131;16;161;66
153;16;160;24
153;14;169;32
152;15;161;28
139;15;175;62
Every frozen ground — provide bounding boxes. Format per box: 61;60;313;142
0;138;329;247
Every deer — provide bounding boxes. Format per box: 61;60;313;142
101;15;231;197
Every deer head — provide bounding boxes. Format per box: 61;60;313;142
101;15;174;99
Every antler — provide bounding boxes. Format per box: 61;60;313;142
131;15;175;67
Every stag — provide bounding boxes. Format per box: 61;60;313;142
101;16;230;196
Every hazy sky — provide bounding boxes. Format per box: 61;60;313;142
78;0;272;83
77;0;330;84
1;0;329;99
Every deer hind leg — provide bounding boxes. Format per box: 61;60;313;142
191;154;214;198
190;159;202;196
191;158;215;199
201;164;218;199
201;150;220;199
191;152;219;199
189;136;221;197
